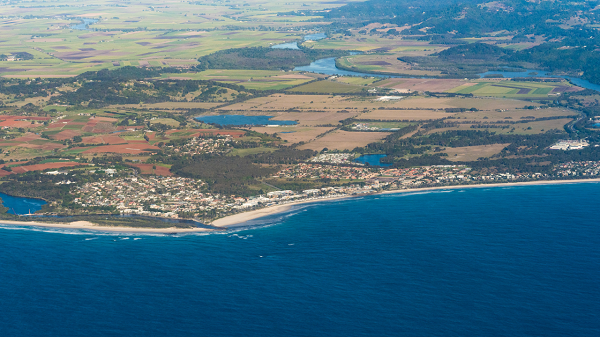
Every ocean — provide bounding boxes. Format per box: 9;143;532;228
1;183;599;336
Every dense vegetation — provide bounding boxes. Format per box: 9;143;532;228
434;43;512;60
196;46;349;71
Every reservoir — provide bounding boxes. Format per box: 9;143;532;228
195;115;297;126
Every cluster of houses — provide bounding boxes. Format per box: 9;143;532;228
553;161;600;177
67;158;600;221
72;176;217;218
168;136;232;155
309;153;359;165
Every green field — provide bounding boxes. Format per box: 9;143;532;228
447;81;571;98
287;80;365;93
0;0;365;77
227;147;277;157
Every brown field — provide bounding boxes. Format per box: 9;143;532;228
427;118;573;135
339;54;443;77
165;129;245;138
506;118;573;134
360;109;452;121
109;102;222;110
0;120;35;128
52;130;82;141
271;111;360;126
83;143;160;154
452;107;575;122
446;97;540;110
249;126;336;144
81;135;127;144
298;130;390;151
443;144;509;162
221;94;453;113
13;133;43;142
129;164;173;176
10;162;84;174
376;78;465;92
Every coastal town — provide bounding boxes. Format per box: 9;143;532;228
62;158;600;223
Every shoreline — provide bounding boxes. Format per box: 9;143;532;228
0;220;213;234
210;178;600;228
0;178;599;233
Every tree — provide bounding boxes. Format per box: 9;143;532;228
73;136;82;143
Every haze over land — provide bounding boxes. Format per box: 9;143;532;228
0;0;599;228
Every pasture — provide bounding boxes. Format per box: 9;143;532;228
336;54;443;77
443;144;509;162
287;80;366;93
249;126;336;145
0;0;362;77
298;130;390;151
448;80;582;98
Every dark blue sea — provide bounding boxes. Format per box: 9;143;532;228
1;183;600;336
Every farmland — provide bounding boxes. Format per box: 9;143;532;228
297;130;391;151
0;0;597;223
448;80;582;98
0;0;361;77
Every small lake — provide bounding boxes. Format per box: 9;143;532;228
70;18;98;31
354;154;392;167
304;33;326;41
478;68;600;92
195;115;297;126
0;192;46;215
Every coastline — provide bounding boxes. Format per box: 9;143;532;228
210;178;600;228
0;220;213;234
0;178;599;233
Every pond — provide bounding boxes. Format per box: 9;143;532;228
195;115;297;126
70;18;98;31
354;154;392;167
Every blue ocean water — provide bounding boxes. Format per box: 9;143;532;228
1;183;600;336
195;115;297;126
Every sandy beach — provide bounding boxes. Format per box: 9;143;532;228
1;178;599;233
0;220;213;234
210;178;600;228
